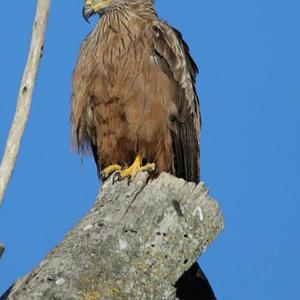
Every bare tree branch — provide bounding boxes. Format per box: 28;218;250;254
0;0;51;206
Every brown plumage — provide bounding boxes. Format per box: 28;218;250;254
71;0;200;183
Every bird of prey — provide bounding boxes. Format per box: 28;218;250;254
71;0;216;299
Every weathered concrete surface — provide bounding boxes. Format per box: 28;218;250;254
4;172;224;299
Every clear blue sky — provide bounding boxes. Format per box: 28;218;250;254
1;1;299;298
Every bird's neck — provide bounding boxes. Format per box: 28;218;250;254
127;0;157;19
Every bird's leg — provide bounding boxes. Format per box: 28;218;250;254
116;154;155;181
101;164;122;179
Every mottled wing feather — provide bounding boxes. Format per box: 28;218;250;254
152;21;201;182
152;22;200;131
71;36;100;169
71;39;93;155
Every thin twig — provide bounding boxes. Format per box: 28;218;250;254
0;0;51;206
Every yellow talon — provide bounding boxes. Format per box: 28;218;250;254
102;164;121;178
119;154;155;179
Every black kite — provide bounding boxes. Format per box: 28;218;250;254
72;0;200;183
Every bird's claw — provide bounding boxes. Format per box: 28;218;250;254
102;164;122;181
103;155;155;184
112;171;133;185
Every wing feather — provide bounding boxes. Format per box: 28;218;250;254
152;21;201;182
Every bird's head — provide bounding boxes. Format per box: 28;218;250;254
83;0;155;22
83;0;118;22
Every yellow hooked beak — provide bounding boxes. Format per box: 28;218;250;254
83;0;112;22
